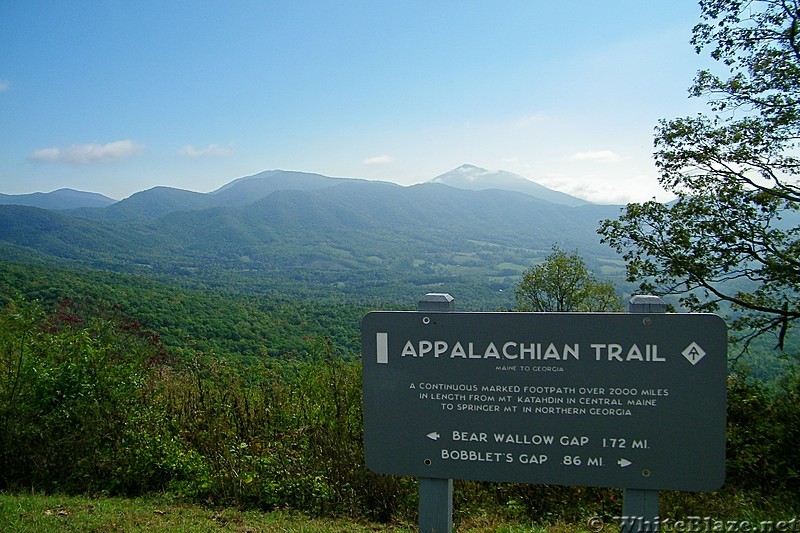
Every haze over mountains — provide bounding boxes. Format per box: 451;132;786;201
429;164;589;207
1;165;592;212
0;188;117;210
0;165;627;308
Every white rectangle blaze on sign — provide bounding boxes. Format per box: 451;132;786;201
376;332;388;364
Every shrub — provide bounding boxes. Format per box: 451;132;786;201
726;371;800;492
0;298;169;492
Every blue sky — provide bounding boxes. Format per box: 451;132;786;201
1;1;710;203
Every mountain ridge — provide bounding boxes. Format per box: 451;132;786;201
0;188;117;210
0;166;625;308
6;165;592;220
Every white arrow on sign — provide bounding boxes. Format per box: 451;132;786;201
427;432;441;441
618;458;632;468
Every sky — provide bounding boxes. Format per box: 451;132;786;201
1;1;713;204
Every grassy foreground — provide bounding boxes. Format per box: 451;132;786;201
2;491;798;532
0;492;402;532
0;492;587;533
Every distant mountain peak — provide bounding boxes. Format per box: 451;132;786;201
0;188;117;210
429;164;589;207
454;163;485;172
448;164;492;182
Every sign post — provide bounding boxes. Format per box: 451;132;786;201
362;294;727;531
417;293;455;533
622;295;666;533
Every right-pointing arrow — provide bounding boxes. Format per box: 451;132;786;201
618;458;632;468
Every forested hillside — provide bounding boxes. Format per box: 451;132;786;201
0;261;369;363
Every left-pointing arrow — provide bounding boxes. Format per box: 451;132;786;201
427;432;440;441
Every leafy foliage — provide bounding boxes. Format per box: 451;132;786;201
598;0;800;352
0;298;170;492
725;372;800;491
0;295;410;516
0;260;367;362
514;247;622;312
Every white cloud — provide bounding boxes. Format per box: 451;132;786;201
569;150;623;162
0;80;10;93
363;155;394;165
28;140;143;164
537;171;672;205
178;144;233;158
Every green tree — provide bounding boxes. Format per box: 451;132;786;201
514;247;622;312
598;0;800;350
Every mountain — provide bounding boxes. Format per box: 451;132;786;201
0;188;117;210
69;186;211;223
25;166;589;223
150;180;610;264
65;170;362;222
429;164;589;207
0;173;626;309
209;169;363;206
